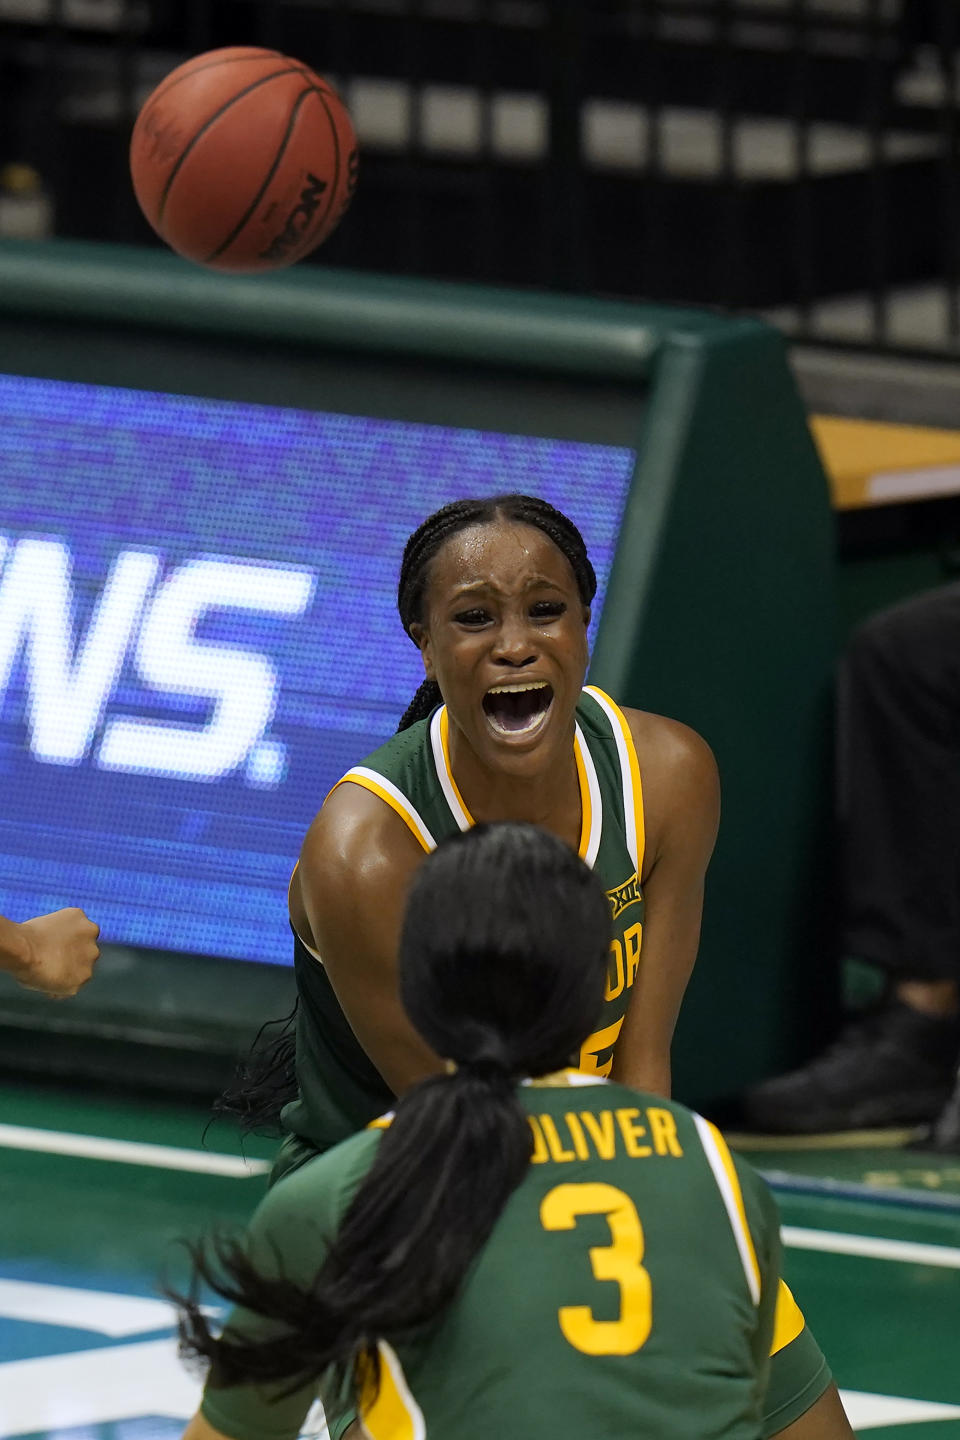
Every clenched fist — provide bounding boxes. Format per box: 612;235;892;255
2;908;101;998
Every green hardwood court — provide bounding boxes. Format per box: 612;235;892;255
1;1082;958;1440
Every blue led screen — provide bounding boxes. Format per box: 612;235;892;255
0;374;635;963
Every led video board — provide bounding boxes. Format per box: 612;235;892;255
0;373;634;963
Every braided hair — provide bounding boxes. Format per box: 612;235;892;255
395;495;597;731
173;823;613;1407
216;496;597;1135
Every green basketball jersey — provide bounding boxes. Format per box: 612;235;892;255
282;687;648;1154
201;1077;830;1440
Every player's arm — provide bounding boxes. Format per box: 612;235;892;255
0;907;100;997
295;781;443;1096
182;1414;227;1440
611;712;720;1096
771;1384;854;1439
183;1138;371;1440
182;1409;362;1440
763;1281;852;1439
738;1156;853;1440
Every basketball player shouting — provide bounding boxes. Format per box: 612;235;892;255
230;493;846;1438
184;824;852;1440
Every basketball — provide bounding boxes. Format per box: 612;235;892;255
129;46;358;273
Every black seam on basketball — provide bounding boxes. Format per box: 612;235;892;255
284;86;343;264
141;50;284;115
202;85;315;263
155;66;309;227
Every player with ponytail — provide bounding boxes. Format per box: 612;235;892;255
182;826;607;1401
178;824;852;1440
213;491;842;1440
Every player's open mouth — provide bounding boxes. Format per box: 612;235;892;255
482;681;554;738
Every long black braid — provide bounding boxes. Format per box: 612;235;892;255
395;494;597;731
216;495;596;1133
173;825;614;1408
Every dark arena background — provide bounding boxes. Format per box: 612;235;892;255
0;0;958;338
2;5;960;1438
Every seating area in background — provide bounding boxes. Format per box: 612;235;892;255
0;0;958;351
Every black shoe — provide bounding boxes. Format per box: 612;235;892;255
912;1069;960;1154
742;1004;960;1134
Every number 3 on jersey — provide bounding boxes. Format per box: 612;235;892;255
540;1182;652;1355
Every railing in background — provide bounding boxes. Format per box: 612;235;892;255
0;0;959;355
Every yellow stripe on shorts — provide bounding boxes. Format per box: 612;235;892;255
359;1340;426;1440
770;1279;806;1356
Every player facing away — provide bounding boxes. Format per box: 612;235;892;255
178;824;852;1440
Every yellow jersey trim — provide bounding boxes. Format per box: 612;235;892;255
359;1339;426;1440
438;707;474;828
572;730;592;861
694;1115;762;1305
574;721;603;866
331;768;435;853
584;685;645;879
770;1280;806;1356
433;704;600;865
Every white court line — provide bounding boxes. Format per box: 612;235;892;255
0;1279;175;1337
0;1338;202;1434
1;1123;958;1271
841;1389;960;1430
0;1124;270;1177
783;1225;960;1269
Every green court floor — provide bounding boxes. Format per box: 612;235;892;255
731;1129;960;1209
1;1082;958;1439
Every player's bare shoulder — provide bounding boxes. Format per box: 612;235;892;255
621;708;718;789
292;780;427;962
303;780;426;887
619;708;720;868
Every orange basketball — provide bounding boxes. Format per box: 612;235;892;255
130;47;358;273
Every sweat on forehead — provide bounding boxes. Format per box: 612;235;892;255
431;520;571;583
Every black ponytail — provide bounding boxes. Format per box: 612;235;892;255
395;494;596;731
174;824;612;1410
178;1067;529;1401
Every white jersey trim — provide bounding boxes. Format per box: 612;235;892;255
429;709;472;832
342;765;438;851
583;685;640;873
522;1069;609;1087
430;705;603;867
693;1113;762;1306
575;721;603;869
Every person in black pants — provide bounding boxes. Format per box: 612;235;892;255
745;584;960;1149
